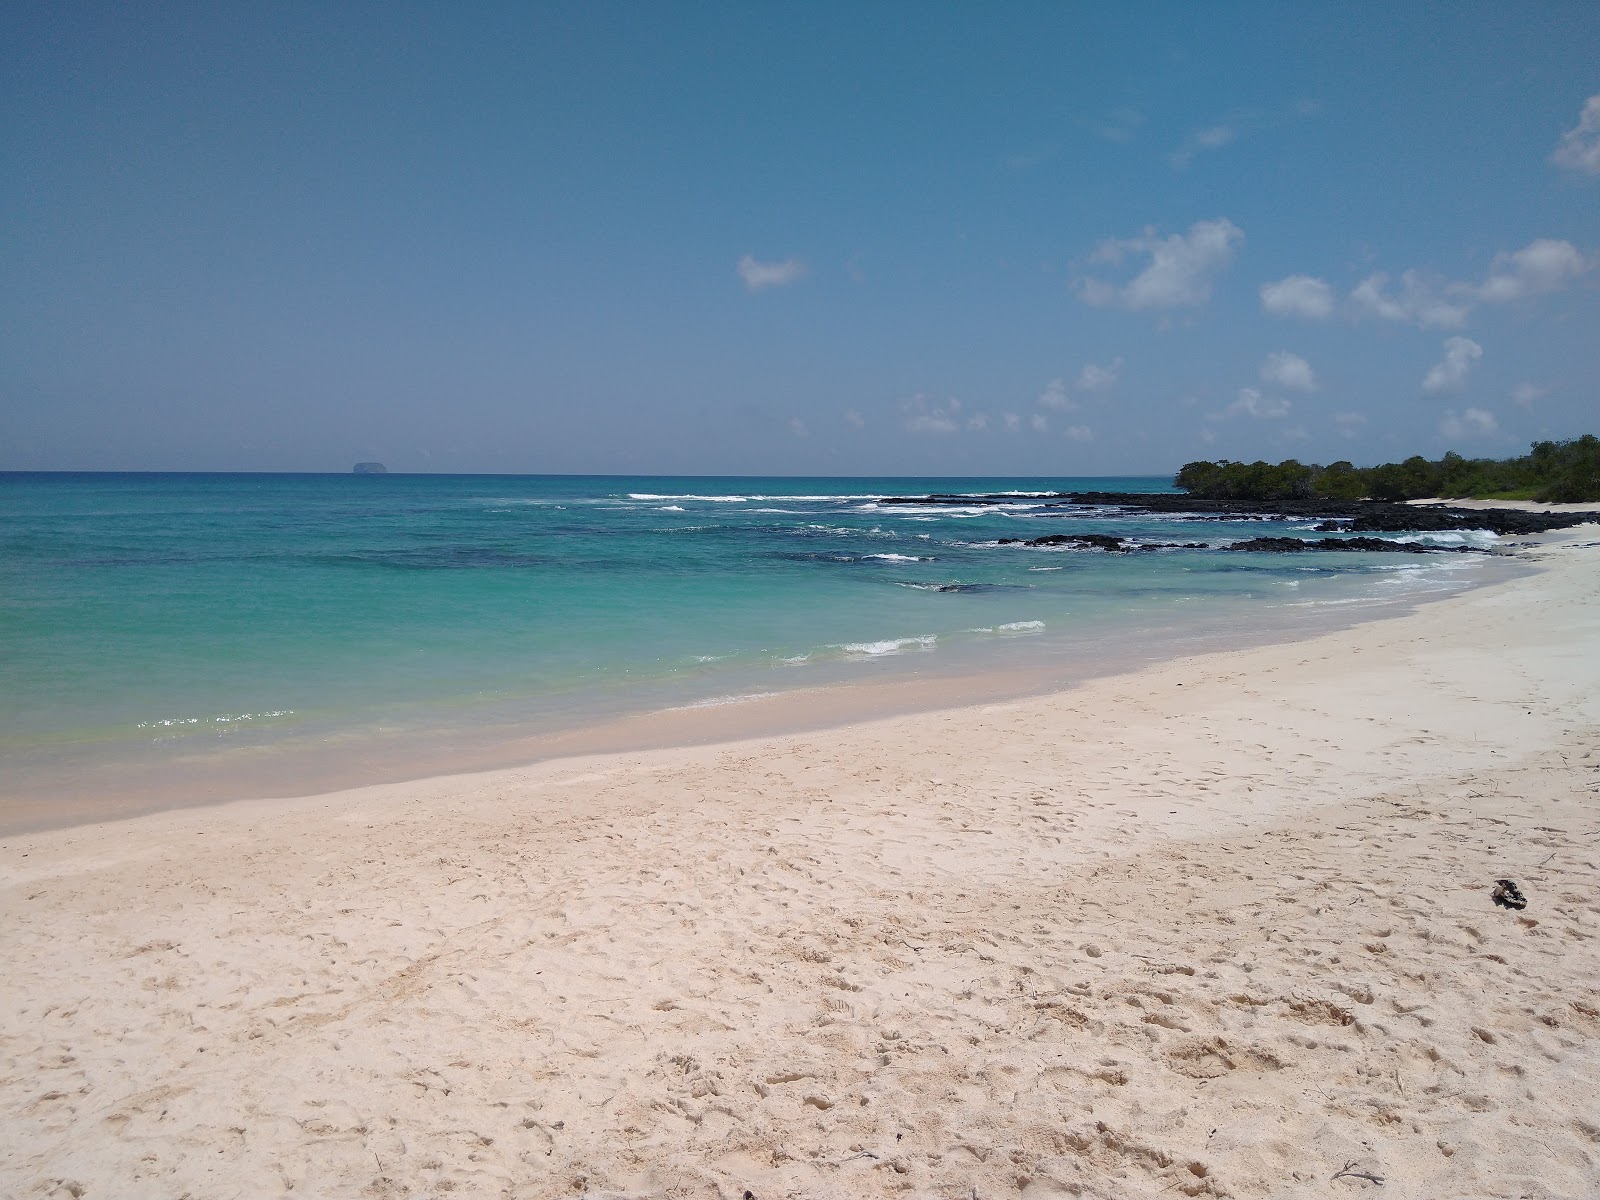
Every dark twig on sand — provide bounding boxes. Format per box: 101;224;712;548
1332;1162;1385;1184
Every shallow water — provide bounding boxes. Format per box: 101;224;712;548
0;472;1508;825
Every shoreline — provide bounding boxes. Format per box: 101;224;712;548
3;523;1597;1198
2;546;1525;836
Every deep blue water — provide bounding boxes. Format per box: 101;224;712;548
0;473;1498;811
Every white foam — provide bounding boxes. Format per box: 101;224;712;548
1390;530;1500;548
137;709;294;729
996;620;1046;632
656;505;685;512
864;553;932;562
628;493;750;502
666;691;778;711
628;492;885;503
879;505;993;516
832;634;937;657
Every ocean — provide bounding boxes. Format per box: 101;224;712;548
0;472;1507;826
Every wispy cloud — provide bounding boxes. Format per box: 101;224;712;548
1005;145;1057;171
1260;275;1335;319
1333;411;1367;437
901;394;961;435
736;254;807;292
1551;94;1600;175
1080;219;1243;311
1062;424;1093;442
1083;106;1145;144
1351;271;1470;329
787;417;809;438
1260;351;1316;392
1076;358;1123;392
1438;407;1498;439
1169;101;1321;171
1421;337;1483;394
1169;124;1236;170
1349;239;1591;328
1511;383;1546;410
1037;379;1075;411
1216;388;1291;419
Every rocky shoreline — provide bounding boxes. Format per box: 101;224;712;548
995;531;1483;554
881;491;1600;537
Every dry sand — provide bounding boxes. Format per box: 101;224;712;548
3;528;1598;1199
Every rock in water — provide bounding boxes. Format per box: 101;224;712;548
353;462;388;474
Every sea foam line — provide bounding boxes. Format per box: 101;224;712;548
137;710;295;729
664;691;779;711
830;634;938;657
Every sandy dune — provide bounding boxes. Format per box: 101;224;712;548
3;529;1598;1199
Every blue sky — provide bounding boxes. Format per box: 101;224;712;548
3;2;1597;475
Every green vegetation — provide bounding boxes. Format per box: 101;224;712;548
1175;435;1600;504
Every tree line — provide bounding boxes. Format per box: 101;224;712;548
1174;435;1600;504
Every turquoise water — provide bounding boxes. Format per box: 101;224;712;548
0;473;1498;816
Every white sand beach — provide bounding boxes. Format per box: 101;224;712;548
3;527;1598;1200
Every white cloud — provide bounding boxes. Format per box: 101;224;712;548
1080;218;1243;311
1219;387;1291;419
1085;107;1145;144
905;413;957;434
1260;274;1335;319
1438;407;1498;439
1037;378;1075;411
1475;239;1590;302
1259;351;1317;392
1169;124;1236;170
1030;413;1049;433
1511;383;1546;410
787;417;809;438
1333;411;1368;436
1062;424;1093;442
1551;94;1600;175
1350;240;1591;328
1421;336;1483;394
1075;357;1123;392
967;413;990;432
844;410;865;429
737;254;806;291
901;394;960;434
1351;270;1470;329
1003;413;1022;433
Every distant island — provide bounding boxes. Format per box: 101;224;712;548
1175;434;1599;504
352;462;388;474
